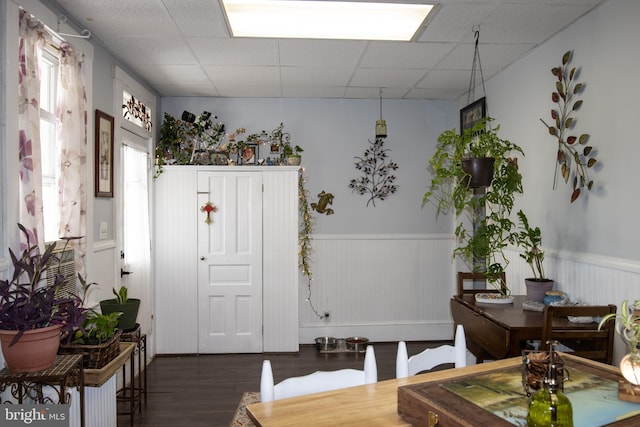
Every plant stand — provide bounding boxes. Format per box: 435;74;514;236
0;354;85;427
117;325;147;427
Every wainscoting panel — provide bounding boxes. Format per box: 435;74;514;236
299;234;455;343
299;235;640;363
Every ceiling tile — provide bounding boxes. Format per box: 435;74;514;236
188;38;279;66
278;39;366;68
280;67;353;87
204;66;281;86
52;0;607;99
359;42;455;69
163;0;229;37
143;65;210;86
350;68;427;88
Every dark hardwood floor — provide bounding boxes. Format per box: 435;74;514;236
116;340;450;427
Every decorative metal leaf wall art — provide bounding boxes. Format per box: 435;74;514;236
540;50;597;203
349;137;398;207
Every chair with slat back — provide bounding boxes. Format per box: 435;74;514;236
540;304;617;365
260;345;377;402
396;324;469;378
456;271;507;297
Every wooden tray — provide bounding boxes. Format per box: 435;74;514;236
398;356;640;427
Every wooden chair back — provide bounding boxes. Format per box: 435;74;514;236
456;271;507;297
540;304;616;365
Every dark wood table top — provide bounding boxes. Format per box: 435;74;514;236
453;294;544;330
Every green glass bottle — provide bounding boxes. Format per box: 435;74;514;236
527;346;573;427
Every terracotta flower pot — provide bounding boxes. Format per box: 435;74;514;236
0;324;62;373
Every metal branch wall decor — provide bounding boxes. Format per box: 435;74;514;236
540;50;597;203
349;137;398;207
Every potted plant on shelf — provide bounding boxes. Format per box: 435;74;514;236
59;280;123;370
0;224;88;373
282;144;303;166
424;117;524;299
598;300;640;388
269;122;302;165
99;285;140;331
514;210;554;302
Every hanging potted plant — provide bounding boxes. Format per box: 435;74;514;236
424;117;524;299
100;285;140;331
0;224;87;373
514;210;554;302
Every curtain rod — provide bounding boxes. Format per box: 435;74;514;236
57;15;92;40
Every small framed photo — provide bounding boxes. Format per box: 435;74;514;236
270;143;280;154
460;97;486;134
239;144;258;165
95;110;114;197
211;152;230;165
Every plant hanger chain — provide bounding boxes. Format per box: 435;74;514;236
467;28;489;125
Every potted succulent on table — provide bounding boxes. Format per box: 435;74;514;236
0;224;87;373
424;117;524;300
514;210;554;302
100;285;140;331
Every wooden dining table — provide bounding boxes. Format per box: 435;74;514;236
246;353;630;426
450;294;544;362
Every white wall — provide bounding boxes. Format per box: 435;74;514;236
484;0;640;363
161;97;457;234
486;0;640;262
161;97;461;342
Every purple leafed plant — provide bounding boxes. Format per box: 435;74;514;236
0;224;88;346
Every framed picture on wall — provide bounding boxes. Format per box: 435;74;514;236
460;97;486;134
95;110;114;197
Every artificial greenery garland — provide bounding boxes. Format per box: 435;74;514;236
298;170;327;319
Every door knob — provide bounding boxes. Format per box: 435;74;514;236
200;256;205;260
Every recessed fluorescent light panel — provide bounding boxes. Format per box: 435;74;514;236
221;0;435;41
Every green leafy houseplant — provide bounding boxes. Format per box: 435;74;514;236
424;117;524;294
515;210;547;281
113;284;129;304
70;311;121;345
155;111;227;176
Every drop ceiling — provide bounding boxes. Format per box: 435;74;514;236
51;0;606;99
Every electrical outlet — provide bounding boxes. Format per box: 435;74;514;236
99;222;108;239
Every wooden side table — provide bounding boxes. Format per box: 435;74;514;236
0;354;85;427
117;325;147;426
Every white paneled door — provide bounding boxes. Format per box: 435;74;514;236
197;171;263;353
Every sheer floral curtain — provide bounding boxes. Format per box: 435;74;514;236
17;8;46;250
57;43;87;277
17;8;88;274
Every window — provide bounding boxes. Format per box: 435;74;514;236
40;47;60;243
